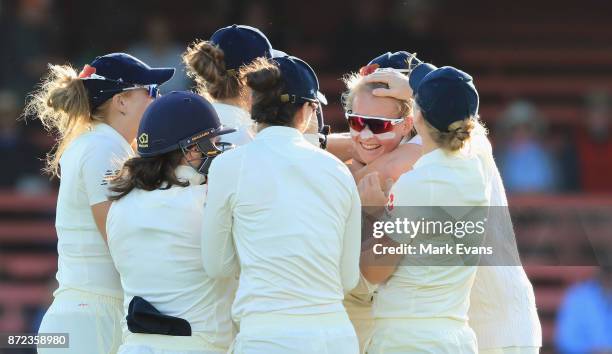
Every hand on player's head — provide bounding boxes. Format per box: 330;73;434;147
362;70;413;101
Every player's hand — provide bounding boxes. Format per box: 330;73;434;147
362;70;413;101
358;172;393;207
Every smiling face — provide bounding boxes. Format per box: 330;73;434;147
350;90;412;164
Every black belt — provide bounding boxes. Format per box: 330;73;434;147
127;296;192;336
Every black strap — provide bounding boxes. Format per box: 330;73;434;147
127;296;192;336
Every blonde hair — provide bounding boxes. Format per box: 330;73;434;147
183;40;244;102
423;114;487;152
341;72;412;118
25;64;109;177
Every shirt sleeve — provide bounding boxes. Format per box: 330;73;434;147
201;154;240;279
340;183;362;293
81;141;130;206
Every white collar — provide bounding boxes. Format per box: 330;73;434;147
92;123;132;150
255;126;303;140
175;165;206;186
212;102;252;127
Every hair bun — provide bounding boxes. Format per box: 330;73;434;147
183;40;243;100
244;59;282;93
183;40;226;83
452;126;470;141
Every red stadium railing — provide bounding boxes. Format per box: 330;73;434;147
0;191;609;349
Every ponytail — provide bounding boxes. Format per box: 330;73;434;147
25;64;105;176
425;116;480;152
183;40;242;101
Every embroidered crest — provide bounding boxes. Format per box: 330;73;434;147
138;133;149;148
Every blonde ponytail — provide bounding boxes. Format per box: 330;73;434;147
25;64;104;176
425;116;480;152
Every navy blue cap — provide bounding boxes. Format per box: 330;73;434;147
365;51;437;94
368;51;421;72
271;49;288;58
80;52;175;110
415;66;479;132
210;24;273;70
137;91;234;157
409;62;437;92
273;55;326;105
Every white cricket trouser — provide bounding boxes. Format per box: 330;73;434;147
365;317;478;354
479;347;540;354
231;312;359;354
37;289;123;354
117;332;227;354
344;298;375;354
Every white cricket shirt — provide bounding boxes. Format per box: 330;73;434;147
106;166;236;347
212;102;254;146
374;147;490;321
54;123;132;299
201;126;361;322
466;133;542;349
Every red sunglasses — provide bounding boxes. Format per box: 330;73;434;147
345;112;404;135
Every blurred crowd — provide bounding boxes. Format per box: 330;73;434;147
1;0;611;196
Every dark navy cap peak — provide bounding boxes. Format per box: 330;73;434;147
368;51;421;72
137;91;234;157
210;24;273;70
273;55;325;105
365;51;436;93
415;66;479;132
79;52;175;110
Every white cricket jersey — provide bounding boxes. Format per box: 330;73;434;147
54;123;132;299
201;126;361;323
374;148;490;321
106;166;236;348
466;133;542;349
212;102;254;146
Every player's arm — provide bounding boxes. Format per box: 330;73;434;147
325;133;354;162
81;144;126;243
201;156;240;278
360;234;403;284
352;142;421;184
356;172;403;284
91;201;112;241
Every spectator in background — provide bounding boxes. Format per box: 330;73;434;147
129;16;191;92
575;90;612;193
389;0;453;66
556;265;612;353
0;90;50;194
496;100;559;193
2;0;61;97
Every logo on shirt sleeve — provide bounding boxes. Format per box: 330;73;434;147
101;169;120;186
